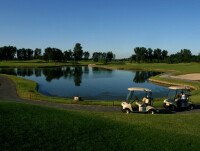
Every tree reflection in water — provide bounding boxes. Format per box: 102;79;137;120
133;71;161;83
0;67;161;86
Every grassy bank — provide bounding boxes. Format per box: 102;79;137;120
1;101;200;151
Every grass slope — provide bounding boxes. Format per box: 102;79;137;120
0;101;200;151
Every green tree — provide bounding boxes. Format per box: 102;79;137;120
34;48;42;59
92;52;99;62
64;49;73;61
73;43;83;62
153;48;162;62
180;49;192;62
27;49;34;60
134;47;147;63
83;51;90;60
54;48;63;62
147;48;153;62
0;46;17;60
43;47;54;62
161;50;168;60
106;51;114;61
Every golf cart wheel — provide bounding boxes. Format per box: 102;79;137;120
121;109;125;113
148;109;155;114
125;109;130;114
169;105;176;111
188;105;194;110
163;103;167;108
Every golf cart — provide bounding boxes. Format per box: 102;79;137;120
163;86;195;111
121;87;158;114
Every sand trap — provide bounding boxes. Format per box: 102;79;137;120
171;73;200;81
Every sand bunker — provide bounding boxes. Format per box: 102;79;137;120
171;73;200;81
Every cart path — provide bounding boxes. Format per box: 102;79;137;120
0;75;200;114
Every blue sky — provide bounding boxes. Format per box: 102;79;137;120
0;0;200;58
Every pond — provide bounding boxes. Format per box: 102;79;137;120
0;66;169;100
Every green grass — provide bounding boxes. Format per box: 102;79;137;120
99;62;200;74
0;60;199;74
0;60;93;67
0;101;200;151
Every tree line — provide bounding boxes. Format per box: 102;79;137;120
1;44;199;63
131;47;200;63
0;43;89;62
0;43;116;64
92;51;115;64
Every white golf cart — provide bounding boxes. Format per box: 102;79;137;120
121;87;158;114
163;86;195;111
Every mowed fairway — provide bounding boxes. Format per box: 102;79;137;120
0;101;200;151
107;62;200;74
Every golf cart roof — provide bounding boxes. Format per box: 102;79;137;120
168;86;190;90
128;87;151;92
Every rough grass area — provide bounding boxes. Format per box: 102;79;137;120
0;101;200;151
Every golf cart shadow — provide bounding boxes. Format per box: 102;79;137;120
159;104;200;114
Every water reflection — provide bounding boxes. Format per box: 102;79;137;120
133;71;161;83
0;67;166;100
0;67;160;86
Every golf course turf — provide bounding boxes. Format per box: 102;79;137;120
1;101;200;151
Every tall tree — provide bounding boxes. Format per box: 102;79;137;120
134;47;147;63
0;46;17;60
83;51;90;60
161;50;168;60
64;49;73;61
73;43;83;61
54;48;63;61
17;49;23;60
147;48;153;62
180;49;192;62
34;48;42;59
27;49;33;60
43;47;54;61
106;51;114;61
154;48;162;60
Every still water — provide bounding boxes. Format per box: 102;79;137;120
0;67;169;100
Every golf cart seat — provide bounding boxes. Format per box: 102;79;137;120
142;98;150;104
136;102;144;107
